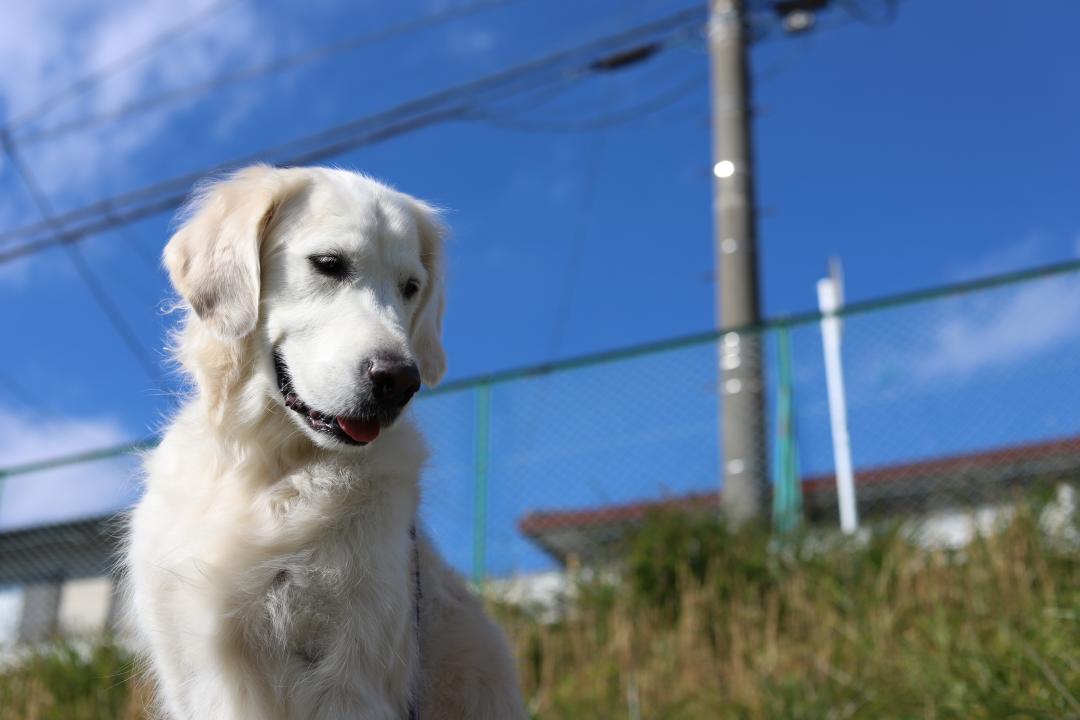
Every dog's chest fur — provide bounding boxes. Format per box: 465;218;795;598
243;454;421;713
263;561;340;666
257;515;414;673
132;415;426;718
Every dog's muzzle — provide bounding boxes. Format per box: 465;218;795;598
273;350;419;446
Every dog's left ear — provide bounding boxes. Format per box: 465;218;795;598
409;200;447;387
164;165;308;340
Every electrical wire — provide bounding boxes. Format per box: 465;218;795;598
1;8;701;251
0;131;162;382
507;81;614;509
0;6;706;266
471;67;706;134
112;218;163;273
838;0;899;26
547;98;608;356
14;0;527;147
0;7;702;252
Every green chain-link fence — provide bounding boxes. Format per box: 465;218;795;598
1;259;1079;641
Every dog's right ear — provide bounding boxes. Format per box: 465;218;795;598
408;199;448;387
164;165;307;340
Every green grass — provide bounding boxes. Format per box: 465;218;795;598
0;639;147;720
494;498;1080;719
1;497;1077;719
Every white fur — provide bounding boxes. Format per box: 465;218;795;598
125;166;525;719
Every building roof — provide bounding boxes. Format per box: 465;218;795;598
0;513;122;586
519;435;1080;565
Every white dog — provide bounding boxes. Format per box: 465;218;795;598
125;165;526;719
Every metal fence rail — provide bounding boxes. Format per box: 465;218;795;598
1;259;1079;641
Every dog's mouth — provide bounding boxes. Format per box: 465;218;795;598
273;351;381;446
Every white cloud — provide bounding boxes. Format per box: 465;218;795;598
947;229;1080;283
869;235;1080;385
0;406;140;530
948;233;1046;281
914;260;1080;381
0;0;272;199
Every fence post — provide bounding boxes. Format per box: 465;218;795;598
771;324;803;532
471;382;492;591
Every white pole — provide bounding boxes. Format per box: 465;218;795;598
818;272;858;534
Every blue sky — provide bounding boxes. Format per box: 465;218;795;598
1;0;1079;573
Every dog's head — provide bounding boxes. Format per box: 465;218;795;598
164;165;446;449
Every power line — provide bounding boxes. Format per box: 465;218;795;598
4;0;242;132
517;80;612;509
14;0;526;147
0;1;875;250
838;0;899;26
5;2;856;254
0;6;705;266
0;105;469;262
1;10;702;252
111;214;162;272
0;7;702;251
546;92;609;355
471;66;706;134
0;131;162;382
61;244;163;381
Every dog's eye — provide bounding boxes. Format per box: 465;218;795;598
401;278;421;301
308;254;347;279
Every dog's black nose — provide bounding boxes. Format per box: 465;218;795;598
368;355;421;407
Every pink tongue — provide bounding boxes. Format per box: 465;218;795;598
337;416;380;443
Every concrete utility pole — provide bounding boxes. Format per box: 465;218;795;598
709;0;768;524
